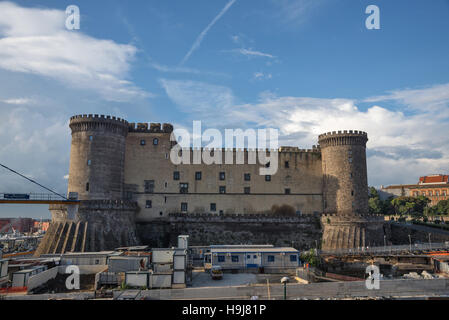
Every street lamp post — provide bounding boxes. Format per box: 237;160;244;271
281;277;289;300
408;235;412;252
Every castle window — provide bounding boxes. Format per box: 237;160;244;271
285;161;289;168
244;187;251;194
349;157;353;163
210;203;216;212
219;186;226;194
160;212;163;216
436;191;440;197
265;162;270;168
165;153;169;159
181;202;188;212
87;159;91;166
144;180;155;193
145;200;152;208
428;191;433;196
180;183;189;194
443;190;447;196
164;182;168;188
285;188;291;195
244;173;251;181
265;175;271;182
89;135;93;141
153;138;159;145
195;172;202;180
173;171;180;180
86;182;89;192
164;196;167;203
219;172;225;180
351;190;354;196
140;139;146;146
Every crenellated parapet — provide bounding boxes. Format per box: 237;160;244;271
318;130;368;148
128;122;174;133
70;114;129;136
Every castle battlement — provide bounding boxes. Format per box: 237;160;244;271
128;122;174;133
318;130;368;148
318;130;368;139
70;114;128;124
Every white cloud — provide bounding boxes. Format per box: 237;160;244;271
364;83;449;113
159;79;234;115
161;80;449;187
1;98;33;105
228;48;276;59
181;0;237;65
273;0;326;25
0;2;148;102
253;72;272;80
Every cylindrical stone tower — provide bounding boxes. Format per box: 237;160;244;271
319;130;384;250
68;114;128;200
320;130;369;216
35;114;139;256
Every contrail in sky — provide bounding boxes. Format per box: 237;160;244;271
180;0;237;65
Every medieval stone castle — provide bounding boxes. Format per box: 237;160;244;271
35;114;385;256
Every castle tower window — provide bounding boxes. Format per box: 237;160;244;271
428;191;433;196
349;157;353;163
436;191;440;197
87;159;91;166
180;183;189;194
265;162;270;168
164;182;168;188
244;173;251;181
285;161;289;168
89;135;93;141
195;172;202;180
165;153;169;159
351;190;354;196
144;180;155;193
86;182;90;192
285;188;291;195
210;203;217;212
181;202;188;212
219;186;226;194
219;172;225;180
153;138;159;145
140;139;146;146
265;175;271;182
244;187;251;194
145;200;152;208
173;171;180;180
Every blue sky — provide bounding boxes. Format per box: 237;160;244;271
0;0;448;218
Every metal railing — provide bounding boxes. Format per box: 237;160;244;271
0;193;67;201
319;241;449;256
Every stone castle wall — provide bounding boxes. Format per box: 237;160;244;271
137;213;323;250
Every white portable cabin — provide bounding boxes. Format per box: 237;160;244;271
209;247;300;270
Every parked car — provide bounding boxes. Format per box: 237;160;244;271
210;266;223;280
